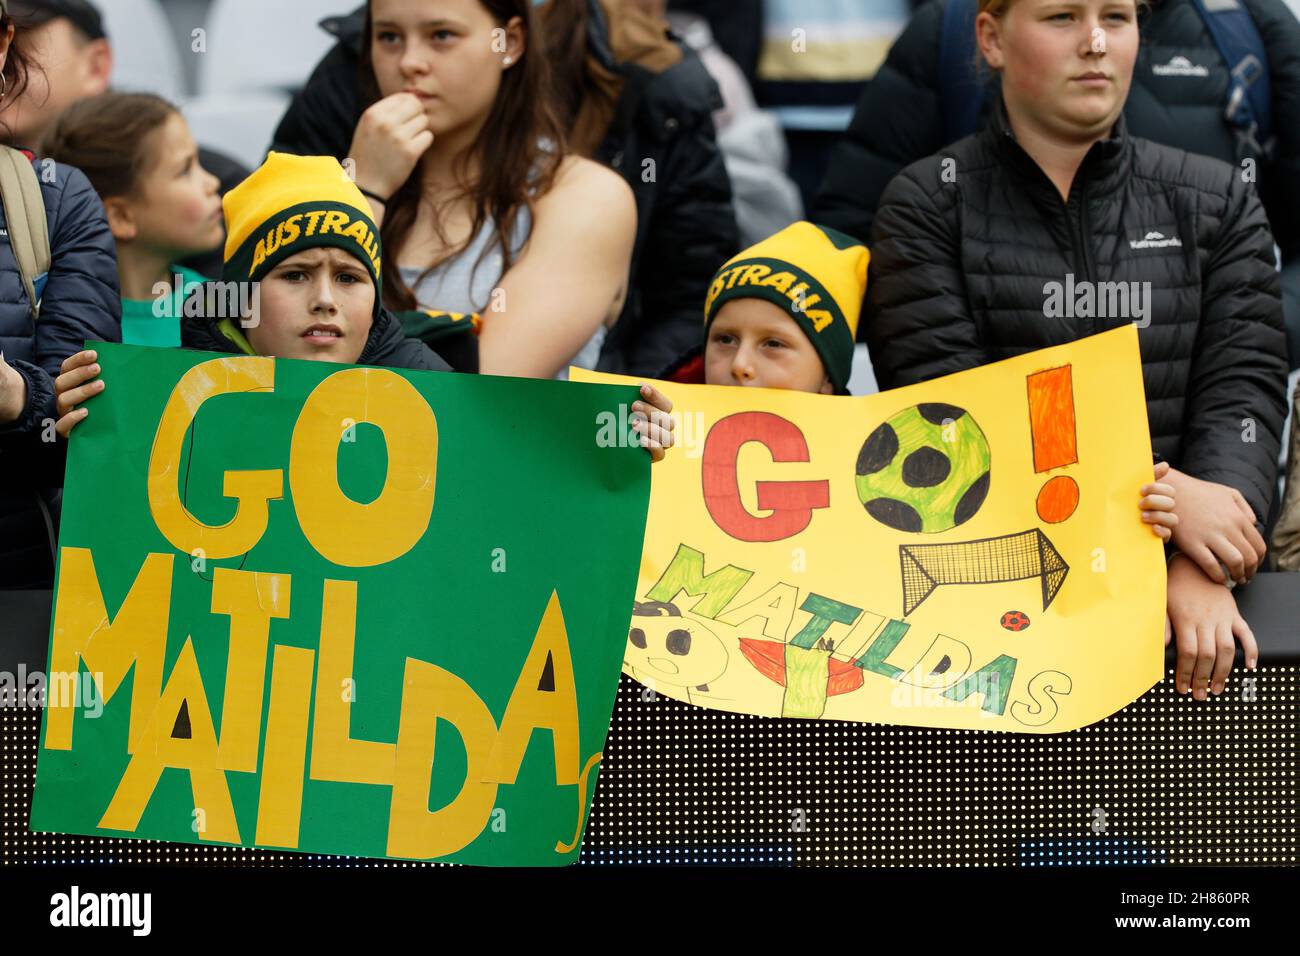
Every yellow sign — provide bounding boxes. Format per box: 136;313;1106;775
573;326;1164;733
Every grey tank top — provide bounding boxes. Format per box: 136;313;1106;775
400;207;606;379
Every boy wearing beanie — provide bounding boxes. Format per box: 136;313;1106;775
207;152;480;370
204;152;437;368
670;221;868;394
51;153;678;460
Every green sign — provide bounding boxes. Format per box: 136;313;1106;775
30;344;650;866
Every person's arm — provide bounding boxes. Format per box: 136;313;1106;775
1166;552;1258;700
0;167;119;479
477;158;637;380
863;160;986;388
1177;174;1288;529
811;0;948;246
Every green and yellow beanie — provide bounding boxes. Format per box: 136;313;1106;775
704;221;869;394
222;152;383;318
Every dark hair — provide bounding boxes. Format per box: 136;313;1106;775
537;0;623;157
362;0;565;313
42;92;178;198
538;0;591;136
0;14;37;137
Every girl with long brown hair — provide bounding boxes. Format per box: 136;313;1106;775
347;0;637;379
44;92;224;347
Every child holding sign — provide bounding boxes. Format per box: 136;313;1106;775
668;221;1177;536
52;153;676;460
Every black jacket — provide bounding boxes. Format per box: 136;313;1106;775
815;0;1300;264
668;0;764;84
864;97;1289;526
270;3;739;377
180;301;453;373
0;159;120;589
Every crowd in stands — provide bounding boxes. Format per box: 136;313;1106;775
1;0;1298;705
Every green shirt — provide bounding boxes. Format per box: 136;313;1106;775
120;266;209;348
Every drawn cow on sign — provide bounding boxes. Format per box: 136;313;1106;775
625;601;728;705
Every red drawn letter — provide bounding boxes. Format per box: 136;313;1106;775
702;412;830;542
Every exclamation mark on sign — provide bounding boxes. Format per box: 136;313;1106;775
1026;365;1079;523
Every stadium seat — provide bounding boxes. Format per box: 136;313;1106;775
97;0;187;101
182;90;290;170
196;0;345;96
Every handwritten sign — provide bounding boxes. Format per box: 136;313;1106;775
31;344;650;864
574;326;1163;732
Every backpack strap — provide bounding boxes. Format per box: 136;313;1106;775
0;147;51;320
938;0;986;145
1191;0;1275;161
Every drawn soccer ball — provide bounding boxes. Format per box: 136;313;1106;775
855;403;992;533
1000;610;1031;632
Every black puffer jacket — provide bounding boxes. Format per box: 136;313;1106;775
815;0;1300;264
270;3;739;378
180;299;453;373
864;97;1289;526
0;158;120;588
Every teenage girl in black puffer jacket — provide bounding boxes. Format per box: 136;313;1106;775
864;0;1289;705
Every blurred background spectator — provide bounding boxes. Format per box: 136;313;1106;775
635;0;802;246
0;0;258;276
670;0;912;209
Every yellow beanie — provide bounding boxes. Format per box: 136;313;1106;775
222;153;383;316
704;222;869;393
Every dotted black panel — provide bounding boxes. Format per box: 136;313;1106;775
3;669;1295;867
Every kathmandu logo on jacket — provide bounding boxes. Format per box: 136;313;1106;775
1129;230;1184;250
1152;56;1209;77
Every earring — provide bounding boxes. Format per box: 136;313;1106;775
503;56;513;66
0;73;8;101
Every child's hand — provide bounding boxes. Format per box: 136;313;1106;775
630;383;676;464
1139;460;1178;542
1163;466;1266;584
53;350;104;438
1166;553;1258;699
